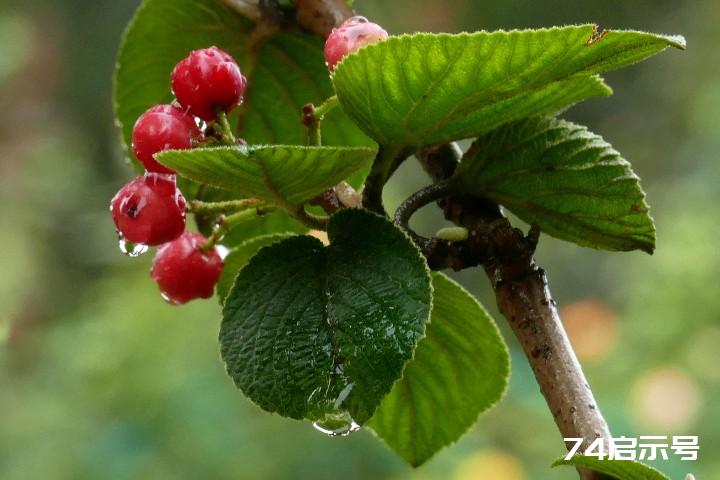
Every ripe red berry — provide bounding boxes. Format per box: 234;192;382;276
171;46;247;121
132;104;200;174
324;16;388;72
151;232;224;305
111;173;186;246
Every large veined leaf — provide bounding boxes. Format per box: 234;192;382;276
332;26;684;148
216;233;297;302
114;0;371;165
553;456;672;480
368;273;509;467
452;117;655;253
158;145;376;206
220;209;432;424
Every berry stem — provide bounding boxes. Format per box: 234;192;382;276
291;205;330;230
188;198;264;215
302;96;338;147
201;206;276;251
313;95;339;119
215;111;237;145
307;121;322;146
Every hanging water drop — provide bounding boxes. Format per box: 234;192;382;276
160;291;182;306
118;236;148;257
312;411;360;437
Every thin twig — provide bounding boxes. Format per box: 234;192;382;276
394;181;452;249
201;206;276;250
292;205;330;230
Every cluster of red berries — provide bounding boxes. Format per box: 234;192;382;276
111;46;246;304
111;16;387;306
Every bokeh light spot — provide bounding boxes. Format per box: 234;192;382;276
631;367;701;431
561;299;618;361
453;450;526;480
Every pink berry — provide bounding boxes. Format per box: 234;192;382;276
111;173;187;246
324;16;388;72
151;232;224;305
132;104;200;174
171;46;247;121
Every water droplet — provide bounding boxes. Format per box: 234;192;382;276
118;237;148;257
348;15;368;24
312;411;360;437
160;291;181;306
216;244;230;260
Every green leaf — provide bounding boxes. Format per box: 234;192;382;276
157;145;376;206
368;273;509;466
552;456;672;480
114;0;372;169
332;26;684;148
220;209;432;424
216;233;298;303
452;116;655;253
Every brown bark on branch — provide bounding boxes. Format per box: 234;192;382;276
224;0;352;36
415;144;613;480
295;0;353;36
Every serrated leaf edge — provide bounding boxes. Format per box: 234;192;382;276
368;272;511;467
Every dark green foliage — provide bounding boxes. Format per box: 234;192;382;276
220;210;432;423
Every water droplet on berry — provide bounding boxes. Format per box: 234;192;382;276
160;291;183;306
312;411;360;437
216;244;230;260
118;236;148;257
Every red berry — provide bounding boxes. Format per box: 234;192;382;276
324;16;388;72
171;46;247;121
132;104;200;174
151;232;224;305
111;173;186;246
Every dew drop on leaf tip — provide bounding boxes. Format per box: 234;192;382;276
312;411;360;437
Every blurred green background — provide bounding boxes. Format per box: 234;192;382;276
1;1;717;479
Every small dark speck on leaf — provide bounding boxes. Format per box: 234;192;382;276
586;25;609;46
